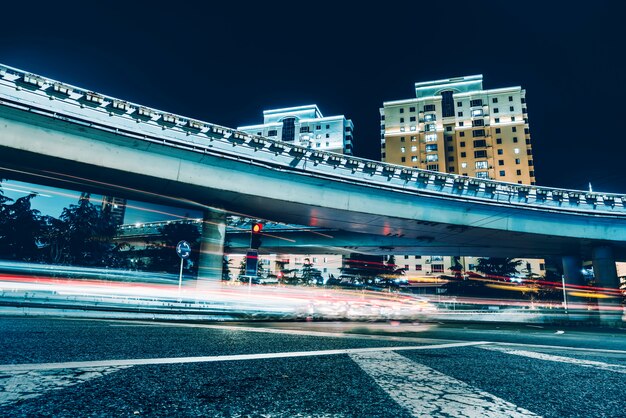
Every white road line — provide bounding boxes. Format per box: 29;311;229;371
0;365;129;407
0;341;488;372
350;351;540;418
481;345;626;374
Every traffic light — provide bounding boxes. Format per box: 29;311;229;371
250;223;263;249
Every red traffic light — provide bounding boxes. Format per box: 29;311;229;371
252;223;263;233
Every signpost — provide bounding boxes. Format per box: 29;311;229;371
176;240;191;294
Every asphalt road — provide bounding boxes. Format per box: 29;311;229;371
1;317;625;417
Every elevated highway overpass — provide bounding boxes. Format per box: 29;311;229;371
0;63;624;317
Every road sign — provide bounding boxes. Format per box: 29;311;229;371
176;240;191;259
245;250;258;276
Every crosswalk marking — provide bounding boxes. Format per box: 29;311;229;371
350;351;540;418
481;345;626;374
0;366;129;407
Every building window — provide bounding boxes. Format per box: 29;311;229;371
411;136;417;141
399;108;404;113
459;121;464;127
400;136;406;142
457;101;462;107
300;126;310;133
509;106;514;112
471;109;483;117
416;265;422;271
475;171;489;179
495;128;501;134
446;126;452;131
492;97;498;103
410;116;416;122
411;156;418;162
509;96;513;101
494;108;499;114
268;129;277;136
326;124;330;129
441;90;455;117
498;160;504;166
447;146;454;151
459;132;465;137
400;147;406;153
316;125;321;130
474;150;487;158
529;170;535;176
475;161;488;169
448;156;454;162
409;106;416;112
497;149;503;155
446;136;453;141
411;145;418;152
514;148;520;154
516;169;522;175
499;170;506;176
425;134;437;142
427;164;439;170
461;162;467;168
470;99;483;107
425;144;436;152
515;158;521;164
472;119;484;127
400;117;405;123
424;114;436;122
473;139;487;147
460;141;466;147
460;152;466;158
496;138;502;144
494;118;500;123
424;104;436;112
527;149;532;155
401;157;406;162
426;154;439;162
512;126;517;132
457;111;463;117
513;137;518;143
472;129;485;137
425;124;436;131
326;133;330;138
282;117;296;142
448;166;455;172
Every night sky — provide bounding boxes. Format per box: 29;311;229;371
1;1;624;193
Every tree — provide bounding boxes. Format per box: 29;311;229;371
475;257;522;278
147;221;200;273
0;193;46;261
57;193;118;266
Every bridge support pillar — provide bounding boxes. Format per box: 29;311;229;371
196;209;226;289
561;255;589;321
591;246;622;325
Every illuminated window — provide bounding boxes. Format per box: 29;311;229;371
461;162;468;168
471;109;483;117
410;136;417;141
514;148;520;154
475;171;489;179
424;114;436;122
425;133;437;142
400;147;406;153
425;144;436;152
425;124;436;132
475;161;488;169
411;156;418;162
411;145;418;152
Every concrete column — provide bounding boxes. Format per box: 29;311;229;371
592;246;622;325
561;255;589;321
196;209;226;289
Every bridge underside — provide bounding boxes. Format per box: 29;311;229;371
0;146;618;261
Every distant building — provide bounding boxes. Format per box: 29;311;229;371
381;75;543;279
101;196;126;226
238;104;354;155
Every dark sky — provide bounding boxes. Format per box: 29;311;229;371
1;1;624;192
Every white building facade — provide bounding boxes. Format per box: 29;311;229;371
238;105;354;155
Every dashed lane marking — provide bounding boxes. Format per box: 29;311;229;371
481;345;626;374
350;350;540;418
0;341;489;372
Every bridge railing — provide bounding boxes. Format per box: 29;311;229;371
2;63;625;216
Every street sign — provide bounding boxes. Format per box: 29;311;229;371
245;250;258;276
176;240;191;259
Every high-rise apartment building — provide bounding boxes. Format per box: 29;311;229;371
238;104;354;155
381;75;543;279
380;75;535;185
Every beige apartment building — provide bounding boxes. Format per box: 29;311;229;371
380;75;543;279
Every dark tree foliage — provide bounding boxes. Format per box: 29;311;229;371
0;192;46;261
147;221;200;273
57;193;119;266
475;257;522;277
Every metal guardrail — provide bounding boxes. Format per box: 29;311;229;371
2;63;626;217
